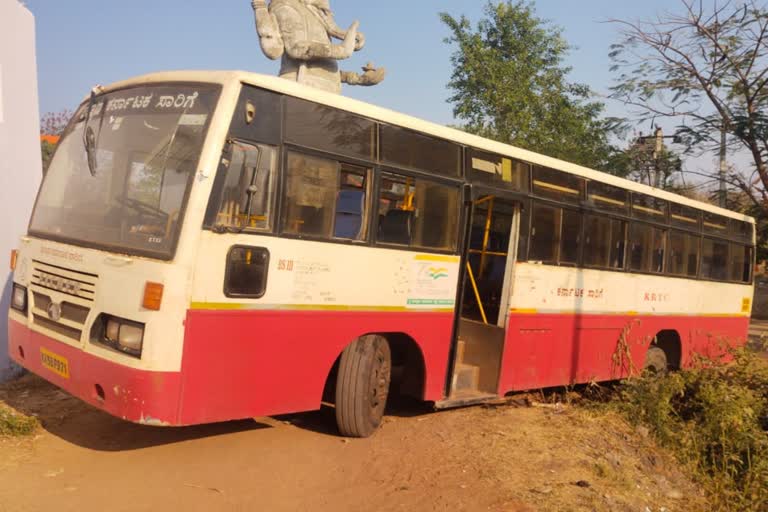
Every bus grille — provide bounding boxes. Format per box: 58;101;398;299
31;260;97;302
29;261;98;343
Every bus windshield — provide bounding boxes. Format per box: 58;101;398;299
29;84;220;259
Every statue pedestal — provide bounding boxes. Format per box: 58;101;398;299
0;0;42;382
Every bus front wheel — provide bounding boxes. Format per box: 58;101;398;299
335;335;391;438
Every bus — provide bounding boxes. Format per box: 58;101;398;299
7;71;755;437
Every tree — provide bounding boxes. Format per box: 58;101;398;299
39;109;72;173
440;1;622;172
609;0;768;209
40;110;72;137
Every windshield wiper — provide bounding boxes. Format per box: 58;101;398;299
82;87;103;177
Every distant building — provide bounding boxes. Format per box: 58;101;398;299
0;0;42;381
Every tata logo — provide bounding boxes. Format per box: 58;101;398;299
38;272;82;295
47;302;62;322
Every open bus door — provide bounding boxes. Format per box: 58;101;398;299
440;188;521;406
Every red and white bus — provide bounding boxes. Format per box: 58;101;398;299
7;71;755;436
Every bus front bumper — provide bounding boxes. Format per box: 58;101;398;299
7;318;183;426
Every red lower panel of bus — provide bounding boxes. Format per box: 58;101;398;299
8;318;182;425
177;310;455;425
498;312;749;394
8;311;455;426
8;311;749;426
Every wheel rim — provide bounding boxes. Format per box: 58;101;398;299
370;343;391;412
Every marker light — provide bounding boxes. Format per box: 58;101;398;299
142;282;164;311
10;250;18;271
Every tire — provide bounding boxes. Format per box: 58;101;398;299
643;346;668;375
335;335;391;438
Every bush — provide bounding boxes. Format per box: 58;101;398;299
0;403;38;437
603;348;768;512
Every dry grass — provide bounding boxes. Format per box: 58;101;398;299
588;345;768;512
0;402;38;437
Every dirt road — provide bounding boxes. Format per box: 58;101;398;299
0;375;701;512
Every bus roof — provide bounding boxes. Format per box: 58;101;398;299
102;70;754;224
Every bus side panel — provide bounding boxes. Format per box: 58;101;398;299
498;312;749;392
177;310;453;425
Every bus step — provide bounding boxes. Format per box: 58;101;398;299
435;392;498;410
452;363;480;394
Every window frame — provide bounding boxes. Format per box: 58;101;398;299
627;221;668;275
209;84;759;283
526;199;583;266
379;123;463;178
699;236;731;282
204;138;281;233
666;229;701;279
372;167;463;253
223;245;271;299
278;148;374;245
581;213;627;271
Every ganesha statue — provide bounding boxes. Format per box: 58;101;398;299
251;0;386;94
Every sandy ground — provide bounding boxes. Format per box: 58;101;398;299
0;373;703;512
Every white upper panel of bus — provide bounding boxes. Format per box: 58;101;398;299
94;70;754;224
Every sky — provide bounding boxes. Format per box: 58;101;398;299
25;0;681;125
25;0;734;180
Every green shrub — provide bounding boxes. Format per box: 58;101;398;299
0;404;38;437
603;348;768;512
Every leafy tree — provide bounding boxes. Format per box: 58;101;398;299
40;140;56;174
440;1;622;172
609;0;768;209
40;110;72;137
39;109;72;173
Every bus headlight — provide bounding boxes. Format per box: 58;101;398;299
100;316;144;357
118;324;144;352
11;284;27;313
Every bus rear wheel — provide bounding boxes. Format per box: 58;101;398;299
643;346;668;376
335;335;391;438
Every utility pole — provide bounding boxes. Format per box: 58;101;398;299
719;124;727;208
653;127;663;189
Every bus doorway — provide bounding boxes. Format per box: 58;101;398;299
445;193;519;403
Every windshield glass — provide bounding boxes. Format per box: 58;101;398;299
29;84;220;259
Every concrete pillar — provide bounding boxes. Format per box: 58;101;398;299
0;0;42;381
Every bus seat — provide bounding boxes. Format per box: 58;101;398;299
378;209;413;245
335;190;365;239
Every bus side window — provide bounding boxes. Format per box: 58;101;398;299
629;223;666;274
225;246;270;298
281;151;370;241
376;172;460;251
529;203;560;263
701;238;728;280
668;231;699;278
584;215;626;269
213;142;277;232
729;244;753;283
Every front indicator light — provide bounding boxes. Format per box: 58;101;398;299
142;282;164;311
10;250;18;271
11;284;27;313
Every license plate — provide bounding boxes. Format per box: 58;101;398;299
40;347;70;379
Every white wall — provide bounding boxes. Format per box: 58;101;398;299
0;0;42;381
